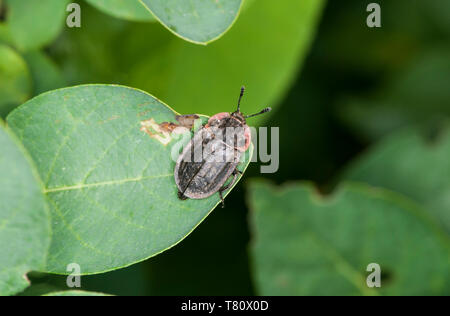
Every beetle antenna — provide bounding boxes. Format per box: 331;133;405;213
245;107;272;118
237;86;245;112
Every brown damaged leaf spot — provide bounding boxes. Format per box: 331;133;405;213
140;118;190;146
159;122;180;133
175;114;200;129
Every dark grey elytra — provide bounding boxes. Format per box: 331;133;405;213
174;86;271;207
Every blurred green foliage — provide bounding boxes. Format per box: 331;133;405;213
0;44;31;117
3;0;69;51
84;0;156;22
43;290;110;296
249;181;449;296
344;127;450;234
0;0;449;296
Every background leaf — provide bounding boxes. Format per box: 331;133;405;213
23;50;65;95
140;0;242;44
248;181;450;296
85;0;155;22
5;0;69;51
343;127;450;234
23;259;154;295
0;122;51;296
43;290;110;296
7;85;252;274
0;43;31;118
338;50;450;141
0;24;13;47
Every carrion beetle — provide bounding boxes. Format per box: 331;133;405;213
174;87;271;207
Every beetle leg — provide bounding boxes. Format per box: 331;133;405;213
178;190;188;200
218;171;240;208
221;172;239;191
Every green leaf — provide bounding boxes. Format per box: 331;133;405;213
85;0;155;22
0;122;51;296
23;50;65;95
139;0;243;44
5;0;69;51
343;127;450;234
7;85;252;274
0;44;31;118
248;181;450;296
43;290;111;296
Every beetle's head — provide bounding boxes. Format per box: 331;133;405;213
232;86;272;123
231;111;246;124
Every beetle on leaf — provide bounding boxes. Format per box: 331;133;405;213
174;87;271;207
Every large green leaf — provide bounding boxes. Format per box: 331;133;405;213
85;0;155;22
248;181;450;296
0;44;31;118
7;85;252;274
5;0;69;51
140;0;243;44
343;127;450;234
0;122;51;296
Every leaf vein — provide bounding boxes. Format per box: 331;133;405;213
44;174;172;193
